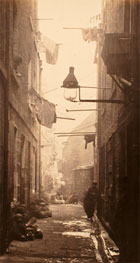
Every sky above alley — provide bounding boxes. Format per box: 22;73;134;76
37;0;102;135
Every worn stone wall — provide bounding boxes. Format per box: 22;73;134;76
97;0;139;260
0;0;12;253
7;0;41;206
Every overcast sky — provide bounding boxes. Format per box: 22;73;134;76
37;0;102;136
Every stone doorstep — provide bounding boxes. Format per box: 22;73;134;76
93;214;120;263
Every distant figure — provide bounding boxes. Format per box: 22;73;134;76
83;182;97;220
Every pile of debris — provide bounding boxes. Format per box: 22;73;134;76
50;194;65;204
65;194;79;204
29;198;52;218
9;199;52;243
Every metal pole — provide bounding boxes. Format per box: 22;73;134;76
63;27;83;30
80;86;112;90
32;18;54;20
57;135;96;137
78;86;120;103
66;109;99;112
75;98;127;104
57;117;75;120
38;63;43;199
54;132;97;135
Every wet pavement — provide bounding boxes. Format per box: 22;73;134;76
0;204;119;263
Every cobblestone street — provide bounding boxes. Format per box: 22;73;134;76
0;204;119;263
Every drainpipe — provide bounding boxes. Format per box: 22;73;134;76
97;32;103;188
38;61;43;199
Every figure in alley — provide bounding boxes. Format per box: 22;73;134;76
83;182;98;220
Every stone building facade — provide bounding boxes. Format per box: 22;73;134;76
72;166;94;202
97;0;139;261
0;0;41;254
62;113;97;199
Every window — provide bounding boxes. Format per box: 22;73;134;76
124;0;131;33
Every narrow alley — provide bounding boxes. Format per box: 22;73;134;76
0;204;118;263
0;0;139;263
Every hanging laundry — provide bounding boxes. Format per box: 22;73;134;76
81;27;98;42
84;134;95;149
38;36;60;65
37;99;57;128
45;43;59;65
28;88;57;128
28;88;42;122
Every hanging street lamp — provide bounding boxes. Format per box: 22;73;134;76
61;67;127;104
61;67;79;101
